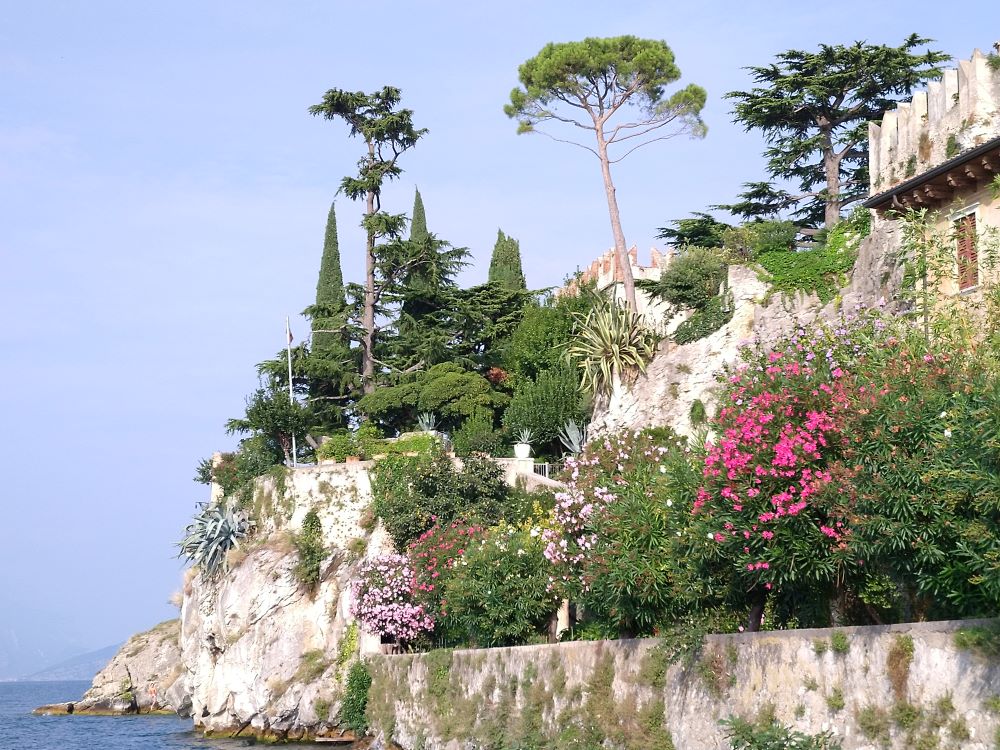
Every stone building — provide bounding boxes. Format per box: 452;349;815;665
865;48;1000;296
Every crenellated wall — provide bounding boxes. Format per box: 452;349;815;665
562;246;674;323
869;49;1000;194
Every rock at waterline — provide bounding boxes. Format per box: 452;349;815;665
33;619;189;716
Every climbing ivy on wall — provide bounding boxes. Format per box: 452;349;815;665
340;661;371;734
757;248;856;303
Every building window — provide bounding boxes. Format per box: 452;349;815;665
955;212;978;291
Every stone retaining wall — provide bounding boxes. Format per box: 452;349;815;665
367;619;1000;750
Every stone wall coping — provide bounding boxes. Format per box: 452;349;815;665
374;617;998;662
704;616;998;646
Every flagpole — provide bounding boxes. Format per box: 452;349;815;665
286;316;297;468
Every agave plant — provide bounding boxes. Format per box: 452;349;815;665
178;501;253;576
514;428;535;445
565;298;660;395
558;420;588;455
416;412;438;432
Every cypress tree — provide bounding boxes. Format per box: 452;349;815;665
314;202;345;312
488;229;526;290
307;202;353;430
409;188;428;244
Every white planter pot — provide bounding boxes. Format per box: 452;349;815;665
514;443;532;459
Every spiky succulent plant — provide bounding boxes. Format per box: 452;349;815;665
514;428;535;445
565;298;659;395
178;501;253;576
416;412;438;432
558;420;588;455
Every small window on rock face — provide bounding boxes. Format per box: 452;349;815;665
956;213;978;292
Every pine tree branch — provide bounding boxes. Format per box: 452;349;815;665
529;128;600;158
608;133;687;163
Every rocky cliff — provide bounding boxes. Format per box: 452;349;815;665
591;219;903;437
178;462;390;741
34;619;186;716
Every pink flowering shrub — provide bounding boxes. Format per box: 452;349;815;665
350;554;434;643
694;313;897;625
407;520;483;621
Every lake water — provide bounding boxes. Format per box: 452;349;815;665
0;681;257;749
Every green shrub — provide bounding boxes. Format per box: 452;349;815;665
891;701;921;730
886;635;914;701
378;433;438;456
443;525;558;647
503;300;582;380
673;293;734;344
948;716;970;741
721;715;841;749
452;409;502;457
722;220;799;261
639;247;728;311
197;433;283;503
826;687;845;712
340;661;371;735
313;697;331;722
689;398;707;425
317;433;355;462
548;428;699;637
370;446;511;548
502;364;585;453
954;625;1000;657
856;705;890;743
830;631;850;654
355;423;383;459
294;510;325;590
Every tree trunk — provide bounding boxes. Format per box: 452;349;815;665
747;588;768;632
822;134;842;229
596;138;637;310
361;141;377;395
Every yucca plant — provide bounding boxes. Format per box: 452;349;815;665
558;420;588;455
416;412;438;432
178;501;253;576
514;428;535;445
565;298;660;395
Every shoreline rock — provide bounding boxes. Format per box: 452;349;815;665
33;618;189;717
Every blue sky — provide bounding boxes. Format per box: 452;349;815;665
0;0;988;672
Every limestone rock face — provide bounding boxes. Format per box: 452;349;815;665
592;220;903;437
35;619;186;715
178;463;389;740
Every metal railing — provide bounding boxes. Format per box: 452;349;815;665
532;461;564;480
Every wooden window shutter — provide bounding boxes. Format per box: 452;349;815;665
956;213;978;291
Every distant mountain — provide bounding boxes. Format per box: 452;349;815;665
0;625;93;681
21;643;121;682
